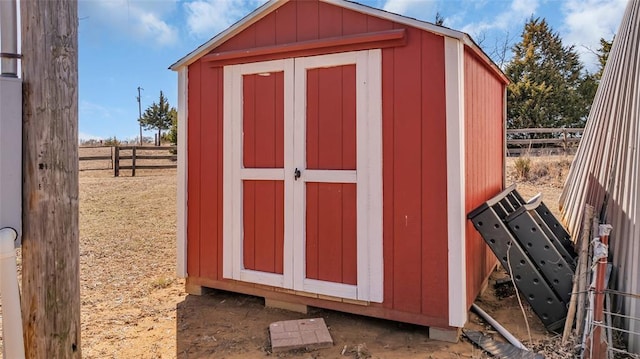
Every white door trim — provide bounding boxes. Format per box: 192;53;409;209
223;58;295;287
293;50;383;302
223;50;383;302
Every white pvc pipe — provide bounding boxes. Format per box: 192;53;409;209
472;303;529;351
0;227;25;358
0;0;18;76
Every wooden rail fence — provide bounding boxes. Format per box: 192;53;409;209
79;128;580;171
78;146;176;176
78;146;113;169
114;146;177;177
506;128;584;156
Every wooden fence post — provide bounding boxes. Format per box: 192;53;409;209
114;146;120;177
563;128;568;155
132;147;137;177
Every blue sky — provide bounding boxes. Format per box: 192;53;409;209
77;0;627;141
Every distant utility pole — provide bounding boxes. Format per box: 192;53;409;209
137;86;143;145
21;0;81;358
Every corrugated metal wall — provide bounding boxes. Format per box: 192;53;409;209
559;0;640;351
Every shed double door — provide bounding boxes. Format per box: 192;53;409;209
223;50;382;302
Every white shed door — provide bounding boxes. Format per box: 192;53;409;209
223;50;383;302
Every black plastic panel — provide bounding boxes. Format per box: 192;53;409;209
469;207;568;331
467;186;577;332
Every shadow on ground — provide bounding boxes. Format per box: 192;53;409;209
176;288;457;359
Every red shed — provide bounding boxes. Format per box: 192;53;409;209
170;0;508;340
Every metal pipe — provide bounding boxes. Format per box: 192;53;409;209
0;0;18;76
0;227;25;358
471;303;529;351
590;224;613;359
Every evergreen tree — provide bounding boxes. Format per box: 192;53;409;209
505;18;592;130
596;37;613;80
139;91;176;146
166;108;178;145
573;37;615;120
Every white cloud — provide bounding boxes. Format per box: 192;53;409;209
79;0;178;46
137;12;177;46
461;0;539;38
381;0;437;21
184;0;267;39
561;0;627;72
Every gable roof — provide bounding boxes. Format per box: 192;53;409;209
170;0;507;83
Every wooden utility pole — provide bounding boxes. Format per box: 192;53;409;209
21;0;81;358
137;86;143;145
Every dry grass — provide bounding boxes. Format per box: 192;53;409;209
78;168;185;358
506;155;572;187
2;154;580;358
506;155;574;218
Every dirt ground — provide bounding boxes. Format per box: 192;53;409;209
8;152;576;358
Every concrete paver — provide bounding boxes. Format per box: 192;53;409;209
269;318;333;352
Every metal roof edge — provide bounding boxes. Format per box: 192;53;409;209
322;0;466;40
337;0;508;83
169;0;509;84
461;35;510;85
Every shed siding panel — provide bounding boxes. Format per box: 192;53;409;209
213;0;394;56
306;66;356;170
255;11;277;47
243;181;284;274
296;0;320;41
389;26;423;314
243;182;256;270
275;3;297;44
381;27;449;317
366;15;394;32
186;61;224;280
382;46;395;309
318;2;343;38
242;72;284;168
185;0;471;324
306;183;357;284
419;32;449;318
200;65;220;279
216;20;256;52
256;182;282;272
464;48;504;306
342;6;367;34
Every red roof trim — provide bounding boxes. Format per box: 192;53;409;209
202;29;406;65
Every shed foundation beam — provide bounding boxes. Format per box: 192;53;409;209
185;278;205;296
265;298;308;314
429;326;460;343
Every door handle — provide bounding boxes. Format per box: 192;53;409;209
294;168;301;181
